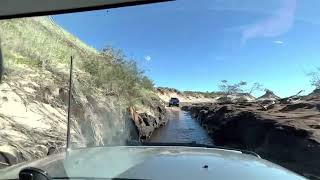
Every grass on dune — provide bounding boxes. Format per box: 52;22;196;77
0;16;157;107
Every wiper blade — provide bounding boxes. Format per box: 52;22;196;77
127;140;261;158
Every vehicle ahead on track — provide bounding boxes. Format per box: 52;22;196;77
169;97;180;107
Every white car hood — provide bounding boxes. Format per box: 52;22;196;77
0;146;306;180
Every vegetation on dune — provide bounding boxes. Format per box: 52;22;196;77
0;16;155;106
218;80;266;97
308;67;320;89
157;87;223;99
183;91;223;98
157;81;263;100
218;80;248;96
82;47;155;105
248;82;264;95
0;17;95;70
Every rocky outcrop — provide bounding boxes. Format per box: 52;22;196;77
182;101;320;179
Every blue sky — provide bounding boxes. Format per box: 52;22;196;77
53;0;320;97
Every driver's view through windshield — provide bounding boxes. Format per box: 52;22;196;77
0;0;319;180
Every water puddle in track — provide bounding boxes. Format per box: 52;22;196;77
149;108;213;145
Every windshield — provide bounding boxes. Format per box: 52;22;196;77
0;0;319;179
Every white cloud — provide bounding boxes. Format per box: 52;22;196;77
145;55;151;61
273;40;284;45
240;0;296;45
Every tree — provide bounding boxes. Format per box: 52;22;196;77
308;68;320;89
219;80;247;96
249;82;263;95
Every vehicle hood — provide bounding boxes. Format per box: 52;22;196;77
0;146;306;180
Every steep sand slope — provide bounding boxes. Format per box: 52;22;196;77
0;17;166;168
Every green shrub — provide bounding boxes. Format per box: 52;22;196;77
81;47;154;104
141;76;154;90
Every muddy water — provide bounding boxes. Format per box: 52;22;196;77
149;108;214;145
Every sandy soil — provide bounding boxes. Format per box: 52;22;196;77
156;88;217;104
183;98;320;179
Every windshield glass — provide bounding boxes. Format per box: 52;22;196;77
0;0;320;179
